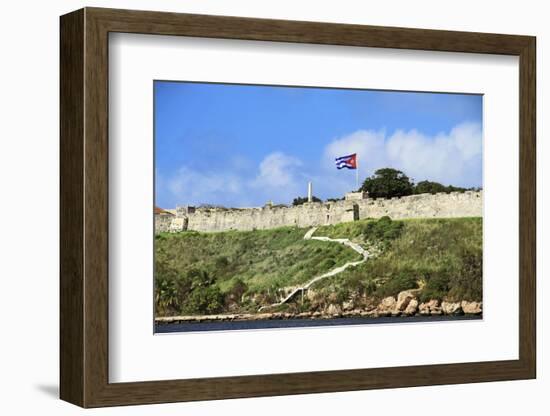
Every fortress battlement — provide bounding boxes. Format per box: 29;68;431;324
155;190;483;234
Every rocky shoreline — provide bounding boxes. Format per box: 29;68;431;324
156;290;482;325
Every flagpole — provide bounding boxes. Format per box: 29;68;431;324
356;154;359;190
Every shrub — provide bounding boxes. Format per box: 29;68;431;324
448;250;482;301
185;268;216;290
364;278;378;296
226;278;248;302
363;216;404;249
214;256;230;269
154;262;181;315
375;272;417;298
292;196;322;205
420;272;450;302
414;180;470;194
183;286;224;315
319;258;336;270
155;276;179;315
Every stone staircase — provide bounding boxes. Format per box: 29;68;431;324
258;227;370;311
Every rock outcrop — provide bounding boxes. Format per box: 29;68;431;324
441;301;463;315
395;289;422;311
325;304;343;316
461;301;482;315
377;296;397;316
403;299;419;316
419;299;442;315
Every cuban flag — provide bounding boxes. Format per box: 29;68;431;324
335;153;357;170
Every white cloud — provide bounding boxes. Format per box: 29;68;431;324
252;152;302;188
160;152;304;208
249;152;304;204
165;167;246;207
323;121;482;188
323;129;388;174
158;122;482;208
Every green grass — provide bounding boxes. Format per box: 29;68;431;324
314;217;482;303
155;226;361;315
316;220;368;240
155;217;482;316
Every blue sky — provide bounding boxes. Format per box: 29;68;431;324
155;81;482;208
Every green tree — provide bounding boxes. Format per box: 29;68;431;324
179;269;224;314
154;261;181;315
360;168;414;198
445;185;469;193
414;180;447;194
292;196;322;205
184;286;224;315
155;277;180;314
184;268;216;290
414;180;469;194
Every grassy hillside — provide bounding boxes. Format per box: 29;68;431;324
155;217;482;316
313;217;482;304
155;227;361;315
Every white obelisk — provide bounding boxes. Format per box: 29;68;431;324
307;181;313;203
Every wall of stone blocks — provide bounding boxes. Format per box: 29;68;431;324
356;191;483;220
155;214;174;233
154;191;482;234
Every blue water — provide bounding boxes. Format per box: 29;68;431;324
155;315;482;333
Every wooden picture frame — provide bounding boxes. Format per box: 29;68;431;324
60;7;536;408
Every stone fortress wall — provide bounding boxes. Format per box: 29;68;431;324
155;190;483;234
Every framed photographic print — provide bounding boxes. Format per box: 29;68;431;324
60;7;536;408
152;81;485;333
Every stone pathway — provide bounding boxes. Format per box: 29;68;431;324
258;227;370;311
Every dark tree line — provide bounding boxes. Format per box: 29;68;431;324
290;168;480;203
359;168;480;199
292;196;322;206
